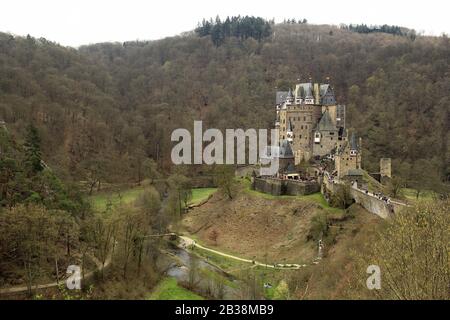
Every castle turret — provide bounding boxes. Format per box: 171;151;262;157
286;88;294;105
380;158;392;178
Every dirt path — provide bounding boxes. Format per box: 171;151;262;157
0;253;112;295
0;229;312;296
178;236;314;270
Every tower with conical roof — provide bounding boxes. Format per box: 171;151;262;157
335;131;362;179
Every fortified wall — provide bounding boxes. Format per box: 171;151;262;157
253;177;320;196
322;176;406;219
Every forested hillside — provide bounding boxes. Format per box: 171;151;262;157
0;21;449;191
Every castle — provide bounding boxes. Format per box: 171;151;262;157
253;81;403;219
272;81;362;179
275;82;347;162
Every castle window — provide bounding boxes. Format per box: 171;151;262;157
301;125;303;130
304;116;306;121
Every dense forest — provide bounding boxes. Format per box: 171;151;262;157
342;23;415;38
195;16;273;46
0;16;449;300
0;19;449;193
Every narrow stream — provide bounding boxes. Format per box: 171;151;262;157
159;242;239;299
154;195;239;299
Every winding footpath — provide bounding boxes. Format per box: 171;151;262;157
178;235;315;270
0;232;314;295
0;254;111;295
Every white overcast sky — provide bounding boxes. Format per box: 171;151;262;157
1;0;449;47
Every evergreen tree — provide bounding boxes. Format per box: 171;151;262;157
24;124;43;174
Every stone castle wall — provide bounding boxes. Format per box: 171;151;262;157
322;176;405;219
253;178;320;196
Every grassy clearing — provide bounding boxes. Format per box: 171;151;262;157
362;171;385;193
190;188;217;205
88;186;145;212
402;188;435;201
89;186;217;212
192;246;248;273
199;267;238;289
301;193;343;213
148;277;204;300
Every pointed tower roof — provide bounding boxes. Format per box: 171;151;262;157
294;83;314;99
317;109;336;131
287;88;293;98
319;84;330;96
279;139;294;158
275;91;288;105
303;83;314;99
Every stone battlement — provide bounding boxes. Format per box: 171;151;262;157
253;177;320;196
322;173;407;219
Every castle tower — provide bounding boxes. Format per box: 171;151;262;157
275;81;342;164
350;133;357;154
380;158;392;178
335;132;362;179
286;88;294;105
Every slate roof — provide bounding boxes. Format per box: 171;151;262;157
287;88;293;99
350;132;358;150
278;83;336;105
320;84;330;96
261;145;279;159
285;162;296;173
347;169;364;176
279;140;294;158
316;109;336;131
260;141;294;160
295;83;314;99
276;91;288;105
335;132;360;156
